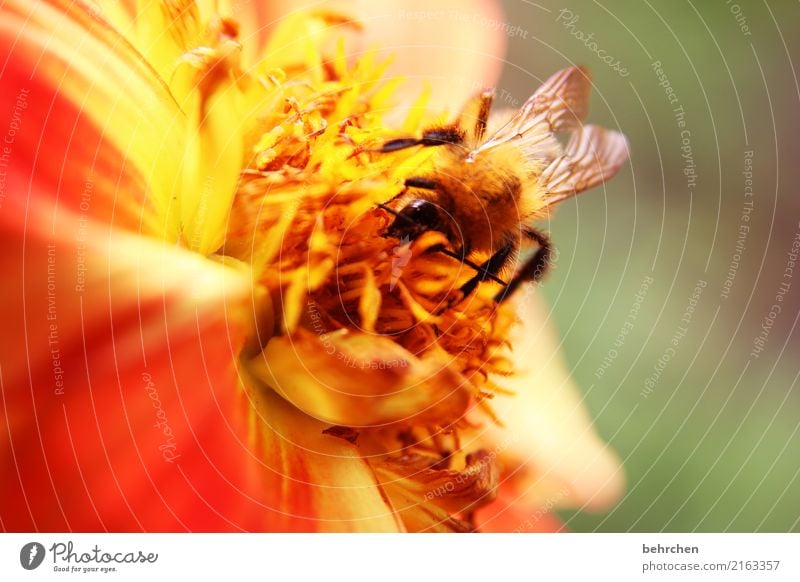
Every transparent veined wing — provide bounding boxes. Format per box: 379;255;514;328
539;124;629;206
470;65;592;159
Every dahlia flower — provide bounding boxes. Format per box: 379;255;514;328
0;0;623;532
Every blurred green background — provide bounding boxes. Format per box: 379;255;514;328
498;0;800;531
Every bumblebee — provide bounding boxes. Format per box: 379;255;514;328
379;65;629;303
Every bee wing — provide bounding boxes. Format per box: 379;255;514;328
540;124;629;206
470;65;592;158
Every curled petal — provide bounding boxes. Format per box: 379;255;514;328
248;328;470;428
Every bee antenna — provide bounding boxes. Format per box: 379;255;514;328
377;203;417;226
377;202;400;217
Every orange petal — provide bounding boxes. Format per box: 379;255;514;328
473;293;625;532
1;0;186;240
248;328;470;428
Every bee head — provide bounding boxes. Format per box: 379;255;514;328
386;199;454;243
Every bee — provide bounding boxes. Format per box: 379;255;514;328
378;65;629;303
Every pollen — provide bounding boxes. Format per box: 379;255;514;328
228;118;518;424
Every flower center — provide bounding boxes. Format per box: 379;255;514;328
217;23;518;531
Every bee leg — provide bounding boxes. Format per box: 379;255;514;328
379;138;424;152
420;126;465;146
493;228;552;303
377;125;464;153
434;247;506;286
405;176;438;190
458;242;515;299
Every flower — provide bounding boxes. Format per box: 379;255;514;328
0;0;623;532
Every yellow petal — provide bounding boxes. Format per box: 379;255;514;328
257;10;361;83
247;328;470;428
92;0;208;80
172;40;245;254
51;1;251;255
